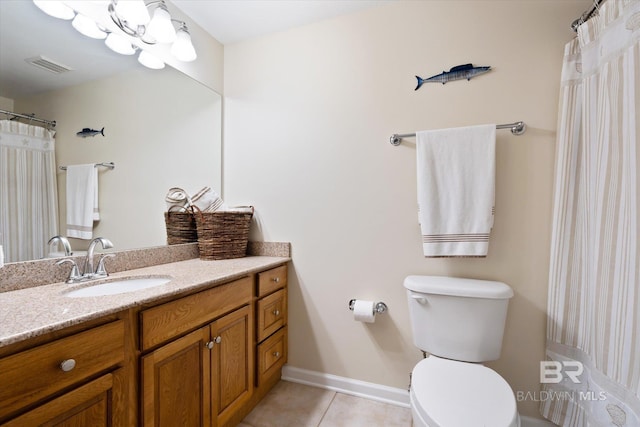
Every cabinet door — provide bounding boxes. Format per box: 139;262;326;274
3;373;115;427
211;305;253;427
141;327;211;427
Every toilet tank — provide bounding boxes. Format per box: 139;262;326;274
404;276;514;362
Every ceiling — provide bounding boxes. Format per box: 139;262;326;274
172;0;390;45
0;1;138;99
0;0;389;100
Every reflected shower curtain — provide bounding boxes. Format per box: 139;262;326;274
0;120;58;262
542;1;640;426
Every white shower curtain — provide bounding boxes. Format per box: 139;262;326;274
542;1;640;426
0;119;59;262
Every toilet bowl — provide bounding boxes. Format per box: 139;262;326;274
404;276;519;427
410;356;519;427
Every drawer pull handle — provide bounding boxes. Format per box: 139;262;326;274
60;359;76;372
206;341;214;350
273;351;280;358
271;277;280;283
273;309;280;316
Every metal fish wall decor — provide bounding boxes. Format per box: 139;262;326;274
415;63;491;90
76;127;105;138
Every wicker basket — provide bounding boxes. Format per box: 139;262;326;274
195;207;253;260
164;210;198;245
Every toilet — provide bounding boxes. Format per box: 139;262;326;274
404;275;520;427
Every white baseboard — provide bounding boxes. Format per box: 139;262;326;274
281;365;410;408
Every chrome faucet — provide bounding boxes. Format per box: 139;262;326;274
82;237;114;279
48;235;72;257
56;237;114;283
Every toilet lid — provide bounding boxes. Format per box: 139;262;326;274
411;356;518;427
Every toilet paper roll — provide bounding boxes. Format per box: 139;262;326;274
353;300;375;323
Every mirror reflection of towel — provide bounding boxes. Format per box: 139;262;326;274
66;164;99;239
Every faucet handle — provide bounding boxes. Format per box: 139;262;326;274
56;258;81;283
95;254;115;277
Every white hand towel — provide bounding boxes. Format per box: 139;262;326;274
191;186;226;212
66;164;99;240
416;124;496;257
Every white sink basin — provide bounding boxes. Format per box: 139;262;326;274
64;277;172;298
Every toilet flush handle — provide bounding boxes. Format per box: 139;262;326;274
410;294;427;304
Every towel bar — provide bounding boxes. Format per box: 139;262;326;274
390;121;526;146
59;162;115;171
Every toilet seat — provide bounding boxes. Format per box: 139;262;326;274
411;356;519;427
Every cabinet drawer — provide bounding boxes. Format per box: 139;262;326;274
0;320;124;420
257;265;287;297
140;276;252;351
3;373;114;427
256;288;287;342
256;326;287;386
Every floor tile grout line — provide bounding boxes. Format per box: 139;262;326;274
316;391;338;427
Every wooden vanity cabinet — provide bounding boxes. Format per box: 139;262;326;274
140;277;254;427
0;319;128;426
0;261;289;427
3;372;119;427
255;265;288;387
220;264;289;427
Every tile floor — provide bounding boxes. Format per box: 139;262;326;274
240;380;412;427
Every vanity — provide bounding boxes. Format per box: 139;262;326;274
0;246;290;426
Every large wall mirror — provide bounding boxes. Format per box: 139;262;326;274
0;1;222;263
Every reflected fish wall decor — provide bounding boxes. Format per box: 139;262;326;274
76;127;104;138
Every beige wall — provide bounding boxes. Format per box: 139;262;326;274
0;96;13;111
16;67;221;252
224;0;589;418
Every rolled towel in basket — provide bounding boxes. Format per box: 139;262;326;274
224;206;254;213
192;186;226;212
165;187;191;211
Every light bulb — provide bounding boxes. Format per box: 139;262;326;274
114;0;150;28
138;50;165;69
105;33;136;55
146;4;176;44
171;26;196;62
33;1;75;20
72;14;107;40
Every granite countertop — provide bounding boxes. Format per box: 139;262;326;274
0;256;289;348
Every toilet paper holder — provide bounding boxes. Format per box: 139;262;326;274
348;299;387;315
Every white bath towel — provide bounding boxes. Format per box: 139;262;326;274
66;164;99;239
416;124;496;257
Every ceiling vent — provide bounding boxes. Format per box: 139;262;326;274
25;55;73;74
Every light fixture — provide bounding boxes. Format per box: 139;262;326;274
109;0;197;62
114;0;150;30
33;1;75;20
145;3;176;44
105;33;136;55
72;14;107;40
31;0;198;69
138;50;165;69
171;24;197;62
